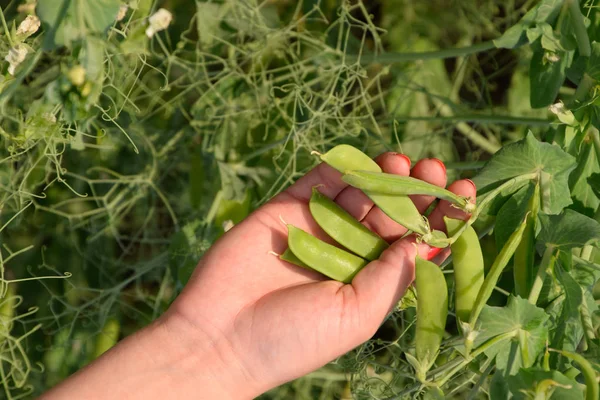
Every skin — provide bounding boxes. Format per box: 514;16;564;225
41;153;475;400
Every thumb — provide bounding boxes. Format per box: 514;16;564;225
350;237;430;335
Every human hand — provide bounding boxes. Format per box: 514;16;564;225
167;151;476;398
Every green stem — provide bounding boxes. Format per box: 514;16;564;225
590;129;600;166
355;41;496;64
444;173;538;246
567;0;591;57
0;7;14;47
528;247;556;305
390;115;551;126
434;331;518;387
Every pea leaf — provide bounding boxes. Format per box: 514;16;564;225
550;264;584;365
538;209;600;250
495;183;535;251
493;0;563;49
506;369;584;400
473;132;576;214
530;47;574;108
477;296;550;375
569;138;600;217
37;0;121;50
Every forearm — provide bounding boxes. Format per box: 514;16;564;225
41;312;258;400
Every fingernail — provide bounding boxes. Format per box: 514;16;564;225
430;158;446;174
397;153;411;167
465;179;476;191
426;247;443;260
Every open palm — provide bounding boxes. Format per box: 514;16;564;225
169;152;476;397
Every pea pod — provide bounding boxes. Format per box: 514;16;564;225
406;256;448;382
468;215;528;328
316;146;430;235
444;217;484;323
287;225;367;283
309;187;388;260
552;350;599;400
93;318;120;359
279;248;310;269
514;183;540;298
342;170;475;213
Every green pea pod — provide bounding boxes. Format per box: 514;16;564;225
468;215;528;328
342;170;475;213
310;187;389;260
552;350;599;400
94;318;120;359
287;225;368;283
280;248;310;270
316;145;430;236
407;257;448;382
445;217;484;323
317;144;381;173
514;183;540;298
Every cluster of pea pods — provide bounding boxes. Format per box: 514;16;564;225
275;145;486;380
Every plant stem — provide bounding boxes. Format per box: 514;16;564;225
433;331;517;387
390;115;551;126
0;7;14;47
528;247;556;305
567;0;591;57
433;99;501;154
355;41;496;64
444;173;538;245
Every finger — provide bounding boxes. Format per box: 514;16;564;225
285;161;348;202
360;153;413;241
347;237;431;340
427;179;477;232
409;158;447;213
333;187;373;220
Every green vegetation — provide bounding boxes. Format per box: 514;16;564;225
2;0;600;398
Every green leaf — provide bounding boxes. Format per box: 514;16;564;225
550;264;584;363
477;297;550;375
493;0;563;49
495;183;535;251
37;0;121;50
569;138;600;217
196;2;225;47
506;369;584;400
490;369;511;400
189;148;205;209
473;132;577;214
530;47;574;108
538;209;600;250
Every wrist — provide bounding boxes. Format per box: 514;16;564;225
155;308;261;399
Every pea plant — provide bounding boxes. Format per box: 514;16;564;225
1;0;600;398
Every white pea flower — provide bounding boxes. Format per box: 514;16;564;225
145;8;172;38
16;15;40;37
549;101;576;126
116;4;128;22
5;44;28;75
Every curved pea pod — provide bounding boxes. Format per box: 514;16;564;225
316;144;381;173
309;188;388;260
444;217;484;324
93;318;120;359
287;225;368;283
316;145;430;236
468;215;528;328
279;248;310;270
514;183;540;298
342;170;475;213
552;350;599;400
406;257;448;382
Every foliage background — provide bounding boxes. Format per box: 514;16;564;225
0;0;589;398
